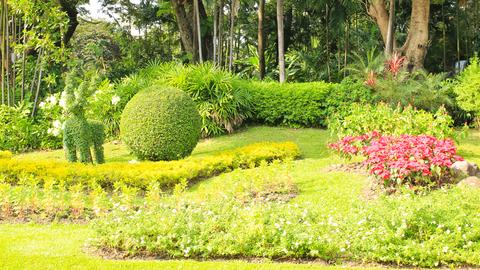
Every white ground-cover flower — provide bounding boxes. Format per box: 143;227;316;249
39;102;46;108
47;95;58;105
59;92;67;109
48;120;63;137
111;95;121;105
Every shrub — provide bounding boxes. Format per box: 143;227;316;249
91;63;253;138
163;63;253;137
87;64;172;138
62;70;106;164
453;56;480;124
328;103;456;139
90;184;480;267
347;50;453;113
120;86;201;161
329;133;464;192
0;104;37;152
236;79;375;128
0;142;299;190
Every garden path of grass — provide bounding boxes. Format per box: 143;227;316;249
2;127;479;269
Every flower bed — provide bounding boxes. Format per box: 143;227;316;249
329;132;464;191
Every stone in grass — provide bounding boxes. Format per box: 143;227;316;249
451;161;480;179
457;176;480;189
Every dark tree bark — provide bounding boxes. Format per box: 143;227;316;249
172;0;212;62
258;0;265;80
172;0;195;58
58;0;79;46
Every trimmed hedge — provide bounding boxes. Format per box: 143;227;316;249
235;79;375;128
120;87;202;161
0;142;299;190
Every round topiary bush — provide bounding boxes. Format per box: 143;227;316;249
120;86;201;161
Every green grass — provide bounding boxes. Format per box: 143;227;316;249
16;126;332;162
2;127;479;269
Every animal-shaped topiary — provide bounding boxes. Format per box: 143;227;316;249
62;70;105;164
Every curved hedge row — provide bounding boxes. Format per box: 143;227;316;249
0;142;299;190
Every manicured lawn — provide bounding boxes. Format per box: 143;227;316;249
2;127;479;269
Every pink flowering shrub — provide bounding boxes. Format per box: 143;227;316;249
329;133;464;191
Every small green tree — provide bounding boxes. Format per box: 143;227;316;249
454;56;480;127
62;70;105;164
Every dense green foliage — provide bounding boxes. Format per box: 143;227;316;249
91;63;253;138
328;103;457;139
0;104;62;152
62;71;105;164
163;63;254;136
454;56;480;123
120;87;201;161
236;79;375;128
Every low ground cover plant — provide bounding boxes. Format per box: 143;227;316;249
328;102;457;139
0;142;299;190
329;132;464;192
90;181;480;267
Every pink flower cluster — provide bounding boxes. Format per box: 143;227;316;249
329;132;464;189
328;131;381;158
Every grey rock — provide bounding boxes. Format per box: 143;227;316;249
457;176;480;188
451;161;480;178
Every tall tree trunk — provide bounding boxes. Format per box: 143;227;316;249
258;0;265;80
369;0;430;70
194;0;203;63
228;0;240;71
368;0;389;44
213;0;218;64
58;0;79;46
277;0;285;83
171;0;195;58
325;3;331;82
385;0;395;56
218;0;225;67
401;0;430;71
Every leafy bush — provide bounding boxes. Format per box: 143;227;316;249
62;70;106;164
236;79;375;128
0;142;299;190
0;104;37;152
163;63;253;136
90;184;480;267
329;133;464;192
328;103;456;139
88;64;171;138
347;50;453;113
90;63;253;138
0;101;63;153
120;87;201;161
453;56;480;124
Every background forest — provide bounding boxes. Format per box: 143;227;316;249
0;0;479;152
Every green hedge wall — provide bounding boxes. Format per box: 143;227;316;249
235;79;375;128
